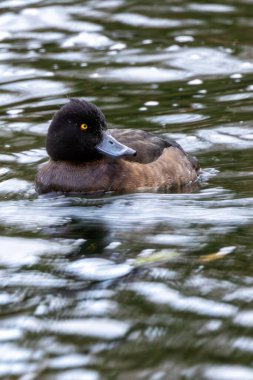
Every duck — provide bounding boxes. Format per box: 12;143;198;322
35;98;199;194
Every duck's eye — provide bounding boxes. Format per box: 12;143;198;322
80;123;88;131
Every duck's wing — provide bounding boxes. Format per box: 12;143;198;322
110;129;198;170
110;129;171;164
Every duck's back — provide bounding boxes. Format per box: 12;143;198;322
110;129;168;163
111;129;198;169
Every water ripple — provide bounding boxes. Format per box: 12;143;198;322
0;236;82;268
1;0;253;378
130;281;237;317
66;258;132;281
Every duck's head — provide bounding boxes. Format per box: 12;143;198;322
46;99;136;162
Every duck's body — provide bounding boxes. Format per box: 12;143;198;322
35;99;199;194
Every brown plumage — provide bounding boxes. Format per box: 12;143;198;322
35;99;199;194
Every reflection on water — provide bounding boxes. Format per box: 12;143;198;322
1;0;253;379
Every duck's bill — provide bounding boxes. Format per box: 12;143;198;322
96;131;136;158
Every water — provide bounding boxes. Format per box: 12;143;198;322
1;0;253;379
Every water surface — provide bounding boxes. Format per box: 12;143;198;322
1;0;253;379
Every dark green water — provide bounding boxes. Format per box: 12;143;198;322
1;0;253;379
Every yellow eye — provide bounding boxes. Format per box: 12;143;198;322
80;123;88;131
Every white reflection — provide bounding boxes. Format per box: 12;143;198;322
233;337;253;353
49;354;90;369
147;233;198;246
53;369;99;380
113;13;191;28
98;66;188;83
188;3;235;13
0;328;22;341
130;282;237;317
0;6;101;33
0;179;31;194
48;318;130;340
0;363;36;377
165;47;253;76
144;101;159;106
188;78;203;85
74;299;117;317
149;113;207;125
225;287;253;302
217;92;253;102
234;310;253;327
0;31;11;40
175;35;194;43
93;0;124;9
166;124;253;153
0;343;31;361
66;258;132;281
62;32;113;49
203;365;253;380
0;236;82;267
14;149;46;164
